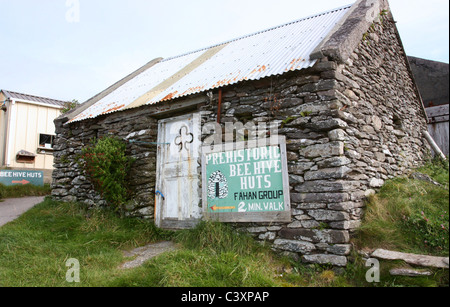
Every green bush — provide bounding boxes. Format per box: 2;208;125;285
81;136;134;214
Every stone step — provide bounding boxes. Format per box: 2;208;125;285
120;241;179;269
371;249;449;269
389;268;432;277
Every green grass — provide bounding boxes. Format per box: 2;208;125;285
110;248;281;287
0;183;51;200
354;158;449;257
0;199;287;287
0;198;339;287
0;198;169;287
351;158;449;287
0;159;448;287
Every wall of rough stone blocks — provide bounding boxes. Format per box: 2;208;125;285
52;107;160;218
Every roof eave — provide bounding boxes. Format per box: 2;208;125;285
1;89;67;109
12;98;65;110
62;57;164;125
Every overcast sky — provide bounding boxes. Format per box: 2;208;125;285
0;0;448;103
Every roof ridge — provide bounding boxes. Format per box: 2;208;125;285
161;3;353;63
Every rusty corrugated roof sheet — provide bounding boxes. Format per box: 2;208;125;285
69;4;351;123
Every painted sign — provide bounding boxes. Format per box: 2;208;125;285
0;170;44;187
202;137;291;223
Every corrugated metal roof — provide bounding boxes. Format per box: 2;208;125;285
1;89;67;108
69;4;351;123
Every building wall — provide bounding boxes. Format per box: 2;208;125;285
5;101;60;171
338;18;430;179
0;92;7;167
52;15;430;266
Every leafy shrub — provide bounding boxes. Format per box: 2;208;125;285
81;136;134;214
61;99;80;114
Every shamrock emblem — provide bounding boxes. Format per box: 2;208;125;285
174;125;194;152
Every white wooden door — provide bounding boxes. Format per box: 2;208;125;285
155;113;201;229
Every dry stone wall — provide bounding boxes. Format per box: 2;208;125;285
52;16;430;266
53;108;159;219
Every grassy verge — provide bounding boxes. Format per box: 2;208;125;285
0;183;51;200
0;198;169;286
0;198;288;287
1;197;348;287
354;159;449;257
110;221;285;287
0;160;448;287
352;158;449;287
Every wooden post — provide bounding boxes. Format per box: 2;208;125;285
423;130;447;160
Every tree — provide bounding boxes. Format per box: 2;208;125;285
61;99;80;114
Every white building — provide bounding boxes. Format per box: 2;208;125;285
0;90;66;183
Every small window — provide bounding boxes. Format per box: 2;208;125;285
39;134;55;149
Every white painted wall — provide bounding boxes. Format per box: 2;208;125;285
2;100;61;170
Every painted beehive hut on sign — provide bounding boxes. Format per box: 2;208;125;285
53;0;430;266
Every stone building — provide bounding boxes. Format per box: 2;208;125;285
53;0;430;266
